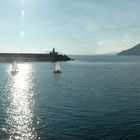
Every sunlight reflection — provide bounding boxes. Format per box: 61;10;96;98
5;63;37;140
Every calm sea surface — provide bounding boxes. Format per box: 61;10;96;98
0;55;140;140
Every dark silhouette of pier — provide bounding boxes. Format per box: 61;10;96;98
0;48;71;62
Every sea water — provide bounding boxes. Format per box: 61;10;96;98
0;55;140;140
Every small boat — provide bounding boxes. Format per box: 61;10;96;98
11;61;18;75
54;62;62;73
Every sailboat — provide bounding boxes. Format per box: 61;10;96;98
54;62;62;73
11;61;18;74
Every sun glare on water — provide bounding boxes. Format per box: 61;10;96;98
3;63;38;140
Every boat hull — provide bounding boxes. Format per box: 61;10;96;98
11;70;18;75
54;70;62;73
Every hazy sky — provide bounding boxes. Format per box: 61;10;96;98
0;0;140;54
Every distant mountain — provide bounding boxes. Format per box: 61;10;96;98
117;43;140;55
